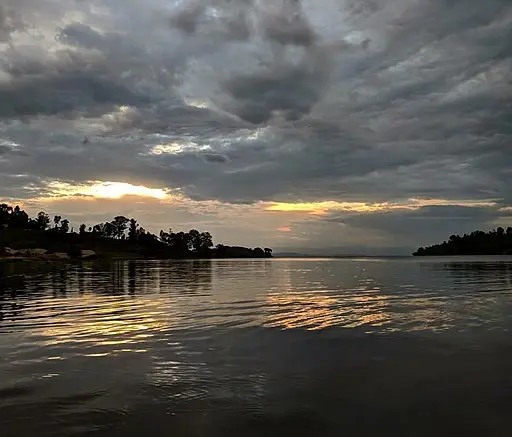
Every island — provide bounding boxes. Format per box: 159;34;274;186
413;227;512;256
0;203;272;261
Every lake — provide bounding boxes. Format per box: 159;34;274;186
1;257;512;436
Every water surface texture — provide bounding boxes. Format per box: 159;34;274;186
1;258;512;436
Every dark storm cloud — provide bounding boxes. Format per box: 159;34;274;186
168;0;316;46
223;66;326;124
0;71;152;117
202;153;229;164
102;104;248;136
0;20;168;118
169;0;254;42
169;2;206;34
260;0;316;47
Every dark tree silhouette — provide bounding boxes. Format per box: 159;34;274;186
104;222;115;238
253;247;265;257
188;229;201;252
60;219;70;234
128;219;138;242
0;203;273;259
11;206;29;228
36;212;50;231
199;232;213;253
414;227;512;256
0;204;13;227
112;216;129;239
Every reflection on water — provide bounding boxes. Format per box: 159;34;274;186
1;257;512;436
2;258;512;334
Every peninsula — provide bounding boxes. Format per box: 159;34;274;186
0;204;272;260
413;227;512;256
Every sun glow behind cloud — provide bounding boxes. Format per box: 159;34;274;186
43;181;169;200
265;198;497;215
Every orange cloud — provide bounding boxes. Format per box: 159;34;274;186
277;226;292;232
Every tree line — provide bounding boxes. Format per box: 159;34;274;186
413;227;512;256
0;203;272;259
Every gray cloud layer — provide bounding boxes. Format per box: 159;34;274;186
1;0;511;249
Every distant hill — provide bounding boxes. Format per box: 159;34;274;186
274;246;411;258
273;252;314;258
413;227;512;256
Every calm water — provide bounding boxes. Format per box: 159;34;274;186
2;257;512;436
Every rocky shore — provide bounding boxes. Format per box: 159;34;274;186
1;247;97;261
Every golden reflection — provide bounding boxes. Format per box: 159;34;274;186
35;295;169;352
265;290;390;330
264;262;392;330
265;292;338;330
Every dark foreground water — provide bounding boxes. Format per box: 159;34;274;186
2;257;512;436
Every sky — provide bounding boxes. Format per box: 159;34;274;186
0;0;511;255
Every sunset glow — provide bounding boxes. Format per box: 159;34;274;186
45;181;168;200
265;198;497;215
265;201;400;215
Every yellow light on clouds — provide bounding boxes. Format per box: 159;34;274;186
266;201;394;215
45;181;168;200
265;198;497;215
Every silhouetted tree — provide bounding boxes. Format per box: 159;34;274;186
11;206;29;228
414;226;512;256
92;223;104;236
199;232;213;253
54;215;61;229
128;219;139;241
159;229;172;245
188;229;201;252
36;212;50;230
264;247;273;257
60;219;70;234
0;204;12;227
171;231;192;255
104;222;115;238
112;216;129;239
253;247;265;257
79;224;86;235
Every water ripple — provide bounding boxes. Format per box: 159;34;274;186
2;258;512;435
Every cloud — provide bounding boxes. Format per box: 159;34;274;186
222;65;326;124
0;4;24;42
169;1;206;35
168;0;254;42
168;0;317;46
260;0;317;47
202;153;229;164
328;204;512;248
0;0;512;250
